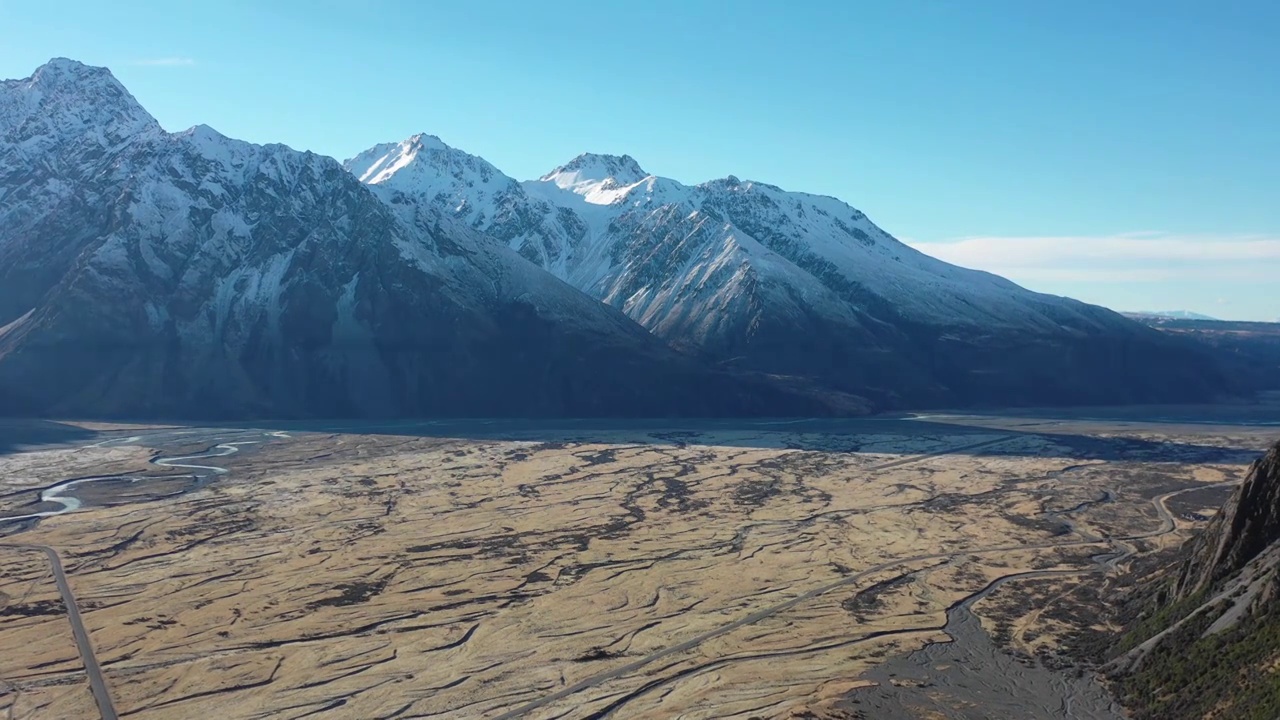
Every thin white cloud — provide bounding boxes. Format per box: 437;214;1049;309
129;57;196;67
980;266;1278;284
909;233;1280;283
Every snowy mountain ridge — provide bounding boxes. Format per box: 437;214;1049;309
0;58;1232;415
345;133;1228;406
348;134;1103;332
0;58;828;418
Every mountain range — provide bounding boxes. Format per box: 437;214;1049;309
0;59;1235;418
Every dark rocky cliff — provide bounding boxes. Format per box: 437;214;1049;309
1175;441;1280;598
1107;440;1280;719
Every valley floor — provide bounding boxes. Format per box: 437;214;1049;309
0;412;1276;719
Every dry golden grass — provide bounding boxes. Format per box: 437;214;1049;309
0;419;1270;719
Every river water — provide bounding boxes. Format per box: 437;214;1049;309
0;431;284;527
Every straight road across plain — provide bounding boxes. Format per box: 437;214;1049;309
0;542;118;720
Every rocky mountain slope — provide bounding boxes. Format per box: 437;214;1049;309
1107;440;1280;719
347;135;1230;409
0;59;829;418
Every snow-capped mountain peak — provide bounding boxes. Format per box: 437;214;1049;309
342;133;465;185
540;153;651;204
543;152;648;184
1;57;160;154
26;57;127;95
340;133;519;229
342;133;508;192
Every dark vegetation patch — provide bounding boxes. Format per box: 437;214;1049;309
1048;548;1187;664
1110;587;1213;656
121;613;179;629
307;578;389;609
575;449;617;466
914;488;1004;514
1165;484;1233;517
752;453;837;506
950;561;989;589
1104;466;1212;500
1037;534;1280;720
841;573;913;621
524;570;553;584
0;598;64;616
1003;511;1071;536
654;475;706;513
163;516;256;541
982;573;1110;669
407;532;523;556
734;478;781;507
573;647;622;662
1110;599;1280;720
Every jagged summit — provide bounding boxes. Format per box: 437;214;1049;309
30;57;102;80
342;133;506;189
340;133;518;236
26;57;121;88
1;58;159;147
542;152;649;188
8;57;145;114
342;133;466;185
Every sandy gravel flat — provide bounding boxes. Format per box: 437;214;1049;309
0;416;1273;719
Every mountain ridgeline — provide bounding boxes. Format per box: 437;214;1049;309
0;59;1235;419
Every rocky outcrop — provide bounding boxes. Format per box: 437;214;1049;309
1176;441;1280;597
1107;440;1280;719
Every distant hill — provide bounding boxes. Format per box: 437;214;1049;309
1126;317;1280;393
1124;311;1220;321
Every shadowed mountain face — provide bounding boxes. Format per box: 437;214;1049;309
347;136;1233;410
0;59;834;419
1107;440;1280;719
1127;317;1280;395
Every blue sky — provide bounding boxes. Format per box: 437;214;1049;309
2;0;1277;320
